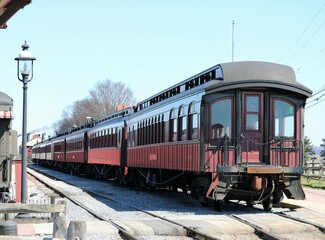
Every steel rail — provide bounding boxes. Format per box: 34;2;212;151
275;212;325;233
230;214;282;240
29;165;325;240
27;167;139;240
28;166;222;240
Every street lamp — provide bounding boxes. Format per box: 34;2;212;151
15;41;36;204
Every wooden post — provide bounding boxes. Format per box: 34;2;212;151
52;199;67;239
50;194;60;218
67;221;87;240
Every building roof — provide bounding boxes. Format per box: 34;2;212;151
27;134;41;147
0;0;31;29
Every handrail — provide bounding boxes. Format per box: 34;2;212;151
208;135;303;167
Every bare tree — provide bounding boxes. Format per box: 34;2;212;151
89;79;136;117
53;79;136;133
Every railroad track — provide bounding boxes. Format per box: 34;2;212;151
27;164;325;240
27;166;219;240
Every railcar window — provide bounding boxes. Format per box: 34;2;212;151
188;102;198;140
131;125;134;146
128;126;132;147
104;129;107;147
54;143;61;152
112;128;116;147
147;119;149;144
142;120;145;145
274;99;295;137
152;117;156;144
169;108;177;141
211;98;233;138
151;118;154;144
101;130;104;147
151;117;154;144
160;114;165;143
245;96;260;131
141;121;144;145
137;122;140;146
119;129;122;144
134;124;137;146
98;131;101;148
147;119;151;144
178;105;187;140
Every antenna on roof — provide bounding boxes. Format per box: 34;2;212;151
232;20;235;62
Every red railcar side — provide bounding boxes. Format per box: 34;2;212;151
32;61;313;211
65;129;88;164
127;141;200;171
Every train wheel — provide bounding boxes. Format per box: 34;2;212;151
213;200;224;212
246;200;254;208
200;197;208;207
117;170;127;186
262;194;274;212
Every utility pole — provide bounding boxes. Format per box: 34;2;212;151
232;20;235;62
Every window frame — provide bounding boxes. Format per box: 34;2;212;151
169;108;177;142
188;102;198;140
271;97;296;138
178;105;187;141
209;96;234;140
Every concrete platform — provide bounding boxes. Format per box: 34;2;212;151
113;219;187;237
282;187;325;215
15;220;121;239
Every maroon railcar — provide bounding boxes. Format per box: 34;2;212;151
125;61;312;211
32;61;312;211
53;135;66;164
65;127;88;173
86;109;130;178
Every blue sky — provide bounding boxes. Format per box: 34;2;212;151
1;0;324;146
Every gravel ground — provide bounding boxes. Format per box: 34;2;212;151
26;164;325;240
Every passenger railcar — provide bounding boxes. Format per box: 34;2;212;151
33;61;312;211
53;134;66;164
85;109;131;178
0;91;17;202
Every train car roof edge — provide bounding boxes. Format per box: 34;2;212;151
137;61;312;107
215;61;312;97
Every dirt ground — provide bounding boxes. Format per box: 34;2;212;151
304;187;325;204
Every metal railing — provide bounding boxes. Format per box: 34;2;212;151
208;136;303;167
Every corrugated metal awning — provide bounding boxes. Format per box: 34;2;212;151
0;110;14;119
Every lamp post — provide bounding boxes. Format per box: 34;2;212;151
15;41;36;204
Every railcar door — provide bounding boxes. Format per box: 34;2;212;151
242;92;264;163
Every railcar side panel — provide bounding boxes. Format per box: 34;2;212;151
87;117;125;166
88;148;120;165
39;144;46;161
65;129;88;164
127;141;200;171
66;151;85;163
53;139;66;162
45;142;52;161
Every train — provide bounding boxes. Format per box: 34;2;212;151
32;61;312;211
0;91;17;203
